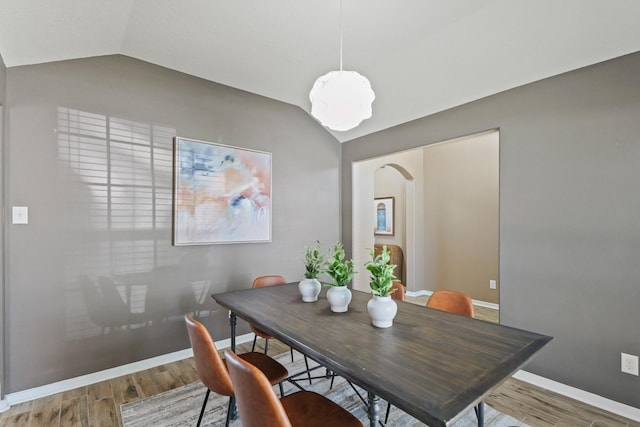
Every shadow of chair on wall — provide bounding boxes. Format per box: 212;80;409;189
80;276;150;334
142;265;212;323
81;269;214;335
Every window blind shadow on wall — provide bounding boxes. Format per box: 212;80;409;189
56;107;212;340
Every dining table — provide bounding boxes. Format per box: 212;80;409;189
212;283;552;427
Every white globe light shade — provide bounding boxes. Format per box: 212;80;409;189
309;70;375;132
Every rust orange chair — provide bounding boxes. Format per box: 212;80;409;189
426;289;475;317
385;289;476;423
250;275;312;384
250;275;288;355
425;290;482;421
225;349;363;427
389;282;406;302
184;314;288;427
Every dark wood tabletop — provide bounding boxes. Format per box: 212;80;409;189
212;283;551;427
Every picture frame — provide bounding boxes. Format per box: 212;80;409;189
173;137;272;245
374;197;394;235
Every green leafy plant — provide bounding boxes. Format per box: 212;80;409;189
323;242;355;287
365;245;398;297
303;241;324;279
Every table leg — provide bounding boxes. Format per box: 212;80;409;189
229;311;237;352
475;401;484;427
228;311;238;420
367;392;380;427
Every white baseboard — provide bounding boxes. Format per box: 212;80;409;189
472;299;499;310
514;370;640;422
0;332;255;411
405;289;500;310
405;289;431;298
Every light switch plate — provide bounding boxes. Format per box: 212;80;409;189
621;353;639;376
12;206;28;224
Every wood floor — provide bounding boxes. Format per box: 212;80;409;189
1;296;638;427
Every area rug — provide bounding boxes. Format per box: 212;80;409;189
121;352;528;427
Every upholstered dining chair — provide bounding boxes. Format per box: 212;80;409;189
251;275;312;384
389;282;406;302
385;289;476;423
225;349;363;427
426;289;475;317
184;314;289;427
250;275;288;355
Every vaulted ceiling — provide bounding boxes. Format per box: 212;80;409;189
1;0;639;142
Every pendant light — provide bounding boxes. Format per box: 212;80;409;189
309;0;375;132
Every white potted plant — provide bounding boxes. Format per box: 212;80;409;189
299;241;324;302
323;242;355;312
365;245;398;327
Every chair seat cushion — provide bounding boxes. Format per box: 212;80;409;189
281;391;362;427
250;324;274;339
237;352;289;385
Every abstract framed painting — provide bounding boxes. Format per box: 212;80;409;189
374;196;394;236
173;137;272;245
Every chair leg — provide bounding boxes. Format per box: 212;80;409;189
251;335;257;352
264;338;269;354
279;381;284;397
197;389;210;427
384;401;392;423
303;355;312;385
290;347;294;362
225;395;236;427
474;401;484;426
329;371;336;389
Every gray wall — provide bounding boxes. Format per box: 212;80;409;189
342;51;640;408
3;55;340;393
1;52;6;399
0;53;6;101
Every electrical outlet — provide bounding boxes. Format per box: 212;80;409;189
621;353;639;376
489;280;497;290
12;206;29;224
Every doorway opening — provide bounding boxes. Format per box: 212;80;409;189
351;130;500;311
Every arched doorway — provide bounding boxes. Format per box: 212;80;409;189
352;151;422;292
373;164;413;287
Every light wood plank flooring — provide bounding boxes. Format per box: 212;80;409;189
1;296;638;427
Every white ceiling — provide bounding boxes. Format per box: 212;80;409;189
1;0;639;142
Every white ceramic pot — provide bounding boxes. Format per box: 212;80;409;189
298;278;322;302
367;295;398;328
326;286;352;313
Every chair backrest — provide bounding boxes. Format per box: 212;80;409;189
389;282;406;302
224;349;292;427
374;244;404;283
250;276;286;339
426;290;474;318
252;275;287;289
184;314;234;396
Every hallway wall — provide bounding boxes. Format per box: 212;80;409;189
423;132;499;303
